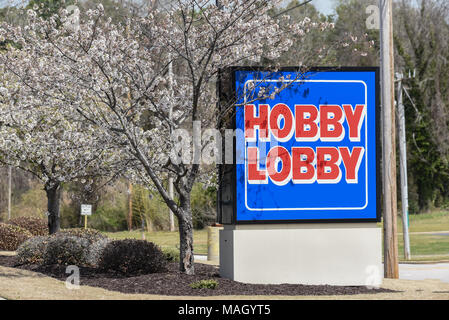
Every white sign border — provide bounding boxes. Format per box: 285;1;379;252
242;79;369;212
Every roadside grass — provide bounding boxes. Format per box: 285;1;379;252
398;233;449;261
399;210;449;233
385;210;449;261
104;229;209;255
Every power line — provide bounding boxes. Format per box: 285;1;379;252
273;0;314;18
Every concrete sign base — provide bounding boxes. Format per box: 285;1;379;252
219;223;382;286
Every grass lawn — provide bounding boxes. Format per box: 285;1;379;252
104;229;209;255
385;211;449;261
398;233;449;261
398;210;449;233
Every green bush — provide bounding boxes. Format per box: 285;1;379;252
0;223;32;251
88;202;128;232
57;228;107;244
191;183;217;229
17;233;110;267
86;238;111;267
10;187;47;219
162;247;180;262
190;279;219;289
59;202;80;229
98;239;167;275
43;234;90;266
16;236;49;264
132;187;171;231
8;216;48;236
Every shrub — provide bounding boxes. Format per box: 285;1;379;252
190;279;219;289
128;187;171;231
88;203;128;232
162;247;180;262
16;236;50;264
59;203;81;229
57;228;106;244
191;183;217;229
0;223;32;251
8;217;48;236
9;187;47;218
17;233;110;267
86;238;111;267
43;234;90;266
98;239;167;275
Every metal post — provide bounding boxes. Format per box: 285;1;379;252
380;0;399;278
396;73;411;260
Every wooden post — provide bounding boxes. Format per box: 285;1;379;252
380;0;399;278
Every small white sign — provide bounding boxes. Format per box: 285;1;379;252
81;204;92;216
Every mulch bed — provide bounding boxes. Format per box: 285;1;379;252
0;255;395;296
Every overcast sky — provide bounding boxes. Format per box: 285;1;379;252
307;0;336;15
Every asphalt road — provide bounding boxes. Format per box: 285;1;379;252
399;263;449;283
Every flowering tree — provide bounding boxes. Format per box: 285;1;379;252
0;0;344;273
0;50;126;233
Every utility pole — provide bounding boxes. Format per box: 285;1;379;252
396;72;411;260
380;0;399;278
7;166;12;220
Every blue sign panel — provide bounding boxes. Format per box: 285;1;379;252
233;68;379;223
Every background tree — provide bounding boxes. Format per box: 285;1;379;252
394;0;449;211
330;0;378;66
26;0;75;19
0;51;125;233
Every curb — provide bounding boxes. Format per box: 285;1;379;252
194;254;208;261
399;260;449;265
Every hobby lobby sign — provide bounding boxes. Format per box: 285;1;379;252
218;67;381;223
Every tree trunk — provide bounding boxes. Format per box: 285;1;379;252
178;206;195;275
45;182;61;234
